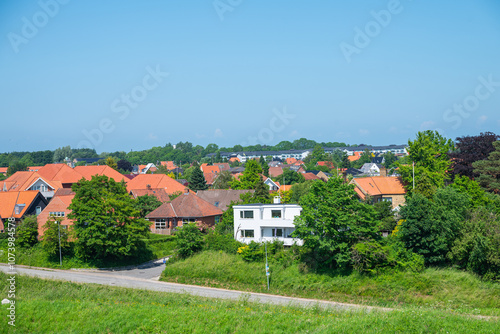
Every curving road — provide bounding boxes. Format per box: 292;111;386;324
0;263;389;312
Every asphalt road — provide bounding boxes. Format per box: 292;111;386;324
0;263;388;312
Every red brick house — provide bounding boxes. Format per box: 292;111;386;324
146;192;223;235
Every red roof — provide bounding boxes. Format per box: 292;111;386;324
286;158;297;165
160;161;177;170
130;188;170;203
146;192;223;219
204;172;219;185
352;176;406;199
200;164;220;174
74;165;125;182
0;191;42;219
303;173;320;181
317;161;334;168
37;164;83;184
1;172;61;192
37;193;75;236
229;157;240;163
269;166;283;177
125;174;187;195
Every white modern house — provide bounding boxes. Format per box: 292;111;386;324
233;199;303;246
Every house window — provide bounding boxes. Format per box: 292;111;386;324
49;212;65;217
36;206;42;215
215;216;220;224
14;204;25;215
271;210;282;218
240;210;254;219
214;201;219;207
272;228;283;237
241;230;254;238
155;219;166;229
382;197;393;203
182;218;196;225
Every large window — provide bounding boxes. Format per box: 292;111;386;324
240;210;254;219
182;218;196;225
49;212;65;217
272;228;283;237
155;219;166;229
241;230;254;238
271;210;282;218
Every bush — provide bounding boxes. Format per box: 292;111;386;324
175;223;204;258
16;215;38;248
41;217;71;257
204;232;243;254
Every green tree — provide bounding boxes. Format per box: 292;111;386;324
7;160;28;176
41;217;71;257
278;169;305;185
188;163;208;191
16;215;38;248
105;156;118;170
69;175;150;260
293;177;380;270
53;145;72;163
175;223;204;258
396;131;454;197
134;195;163;217
398;187;470;265
212;170;233;189
230;160;262;190
117;159;132;172
383;151;397;169
473;141;500;194
290;180;314;203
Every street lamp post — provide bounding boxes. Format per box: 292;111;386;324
55;220;62;266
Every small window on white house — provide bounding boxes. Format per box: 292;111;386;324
271;210;282;218
241;230;254;238
240;210;254;219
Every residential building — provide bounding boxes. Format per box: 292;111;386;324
146;192;223;235
130;188;170;203
125;174;187;195
0;191;48;232
1;172;61;200
36;191;75;237
233;201;303;246
351;176;406;209
196;189;254;211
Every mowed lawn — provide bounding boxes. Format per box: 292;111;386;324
0;272;498;333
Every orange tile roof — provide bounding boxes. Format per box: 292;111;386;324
303;173;320;181
352;176;406;197
0;167;8;175
348;155;360;162
160;161;177;170
28;166;43;172
0;191;41;219
200;164;220;174
1;172;61;192
74;165;125;182
229;157;240;163
317;161;334;168
294;160;305;166
204;172;219;185
125;174;187;195
269;166;283;177
37;164;83;184
286;158;297;165
279;184;292;192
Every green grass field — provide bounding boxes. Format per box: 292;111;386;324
0;272;498;333
161;250;500;317
0;233;176;270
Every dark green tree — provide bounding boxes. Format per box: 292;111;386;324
293;177;380;270
473;141;500;194
117;159;132;172
41;217;71;257
230;160;262;190
382;151;397;169
16;215;38;248
398;187;470;265
7;160;28;176
175;223;204;258
212;170;233;189
188;163;208;191
69;175;150;260
134;195;163;217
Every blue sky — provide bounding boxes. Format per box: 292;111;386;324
1;0;499;153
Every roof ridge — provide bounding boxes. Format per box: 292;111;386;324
170;202;177;218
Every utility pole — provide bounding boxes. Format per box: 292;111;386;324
265;242;270;291
412;161;415;190
57;220;62;266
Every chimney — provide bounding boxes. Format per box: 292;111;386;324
146;184;151;190
379;167;387;177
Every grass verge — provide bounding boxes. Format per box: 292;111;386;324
0;272;498;333
161;250;500;317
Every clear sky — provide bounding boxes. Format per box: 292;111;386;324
1;0;499;153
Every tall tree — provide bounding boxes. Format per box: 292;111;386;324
41;217;71;257
134;195;163;217
16;215;39;248
117;159;132;172
396;131;454;197
212;170;233;189
6;160;28;176
293;177;380;270
53;146;72;163
473;141;500;194
105;156;118;170
69;175;150;260
188;163;208;191
450;132;499;178
230;160;262;190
